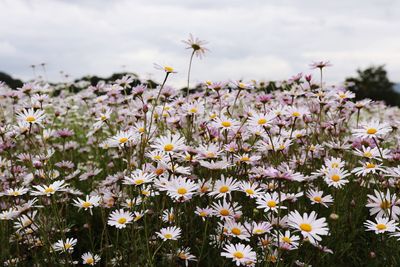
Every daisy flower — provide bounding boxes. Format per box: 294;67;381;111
366;190;400;220
73;195;101;214
16;108;46;126
154;63;177;74
107;209;134;229
3;187;29;197
164;177;199;202
248;113;275;129
324;168;350;188
248;221;272;236
212;116;240;132
182;33;209;58
234;153;260;165
107;130;137;148
353;146;389;161
364;217;397;234
209;176;240;199
221;243;256;266
81;252;101;265
276;230;300;250
123;169;156;186
156;226;182;241
176;247;197;266
151;134;185;154
306;189;333;208
194;206;212;220
239;182;263;198
352;161;386;177
31;180;66;196
256;192;286;213
288;210;329;244
211;199;242;220
53;238;77;253
223;220;250;241
352;120;391;139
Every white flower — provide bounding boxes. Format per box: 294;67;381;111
288;211;329;244
107;209;134;229
81;252;101;265
16;108;46;126
364;217;397;234
352;120;391;139
151;134;185;154
73;195;101;214
53;238;77;253
31;180;66;196
221;243;256;266
366;190;400;220
156;226;182;241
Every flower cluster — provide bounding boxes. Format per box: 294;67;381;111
1;36;400;266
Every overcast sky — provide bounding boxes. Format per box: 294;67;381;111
0;0;399;87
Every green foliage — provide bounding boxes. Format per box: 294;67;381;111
346;66;400;106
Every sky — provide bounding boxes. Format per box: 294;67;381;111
0;0;399;87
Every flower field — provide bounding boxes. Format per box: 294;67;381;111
1;39;400;266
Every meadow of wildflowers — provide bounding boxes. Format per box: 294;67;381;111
1;35;400;267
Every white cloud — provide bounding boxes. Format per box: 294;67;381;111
0;0;399;86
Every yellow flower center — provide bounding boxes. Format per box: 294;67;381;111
282;236;291;243
206;152;216;158
101;115;107;121
221;121;231;128
364;151;373;158
118;217;127;224
135;179;144;185
219;209;230;216
241;156;250;162
238;83;246;89
300;223;312;232
367;128;377;135
313;196;322;202
164;66;174;73
138;127;145;133
331;163;339;168
190;108;198;113
267;200;277;208
199;211;207;217
376;223;387;230
366;162;375;169
64;243;72;249
258;118;267;125
25;116;36;122
178;252;188;260
12;191;20;196
331;174;340;182
153;155;162;160
44;187;55;194
177;187;187;195
231;227;241;235
119;137;128;143
233;251;244;259
254;229;264;235
380;200;391;210
164;233;173;239
245;189;254;195
86;258;94;264
219;186;229;193
164;144;174;151
292;111;301;117
82;201;92;208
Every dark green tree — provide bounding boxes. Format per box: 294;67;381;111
345;65;400;106
0;72;23;88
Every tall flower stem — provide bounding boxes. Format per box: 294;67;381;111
186;50;195;101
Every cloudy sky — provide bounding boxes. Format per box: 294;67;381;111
0;0;399;87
